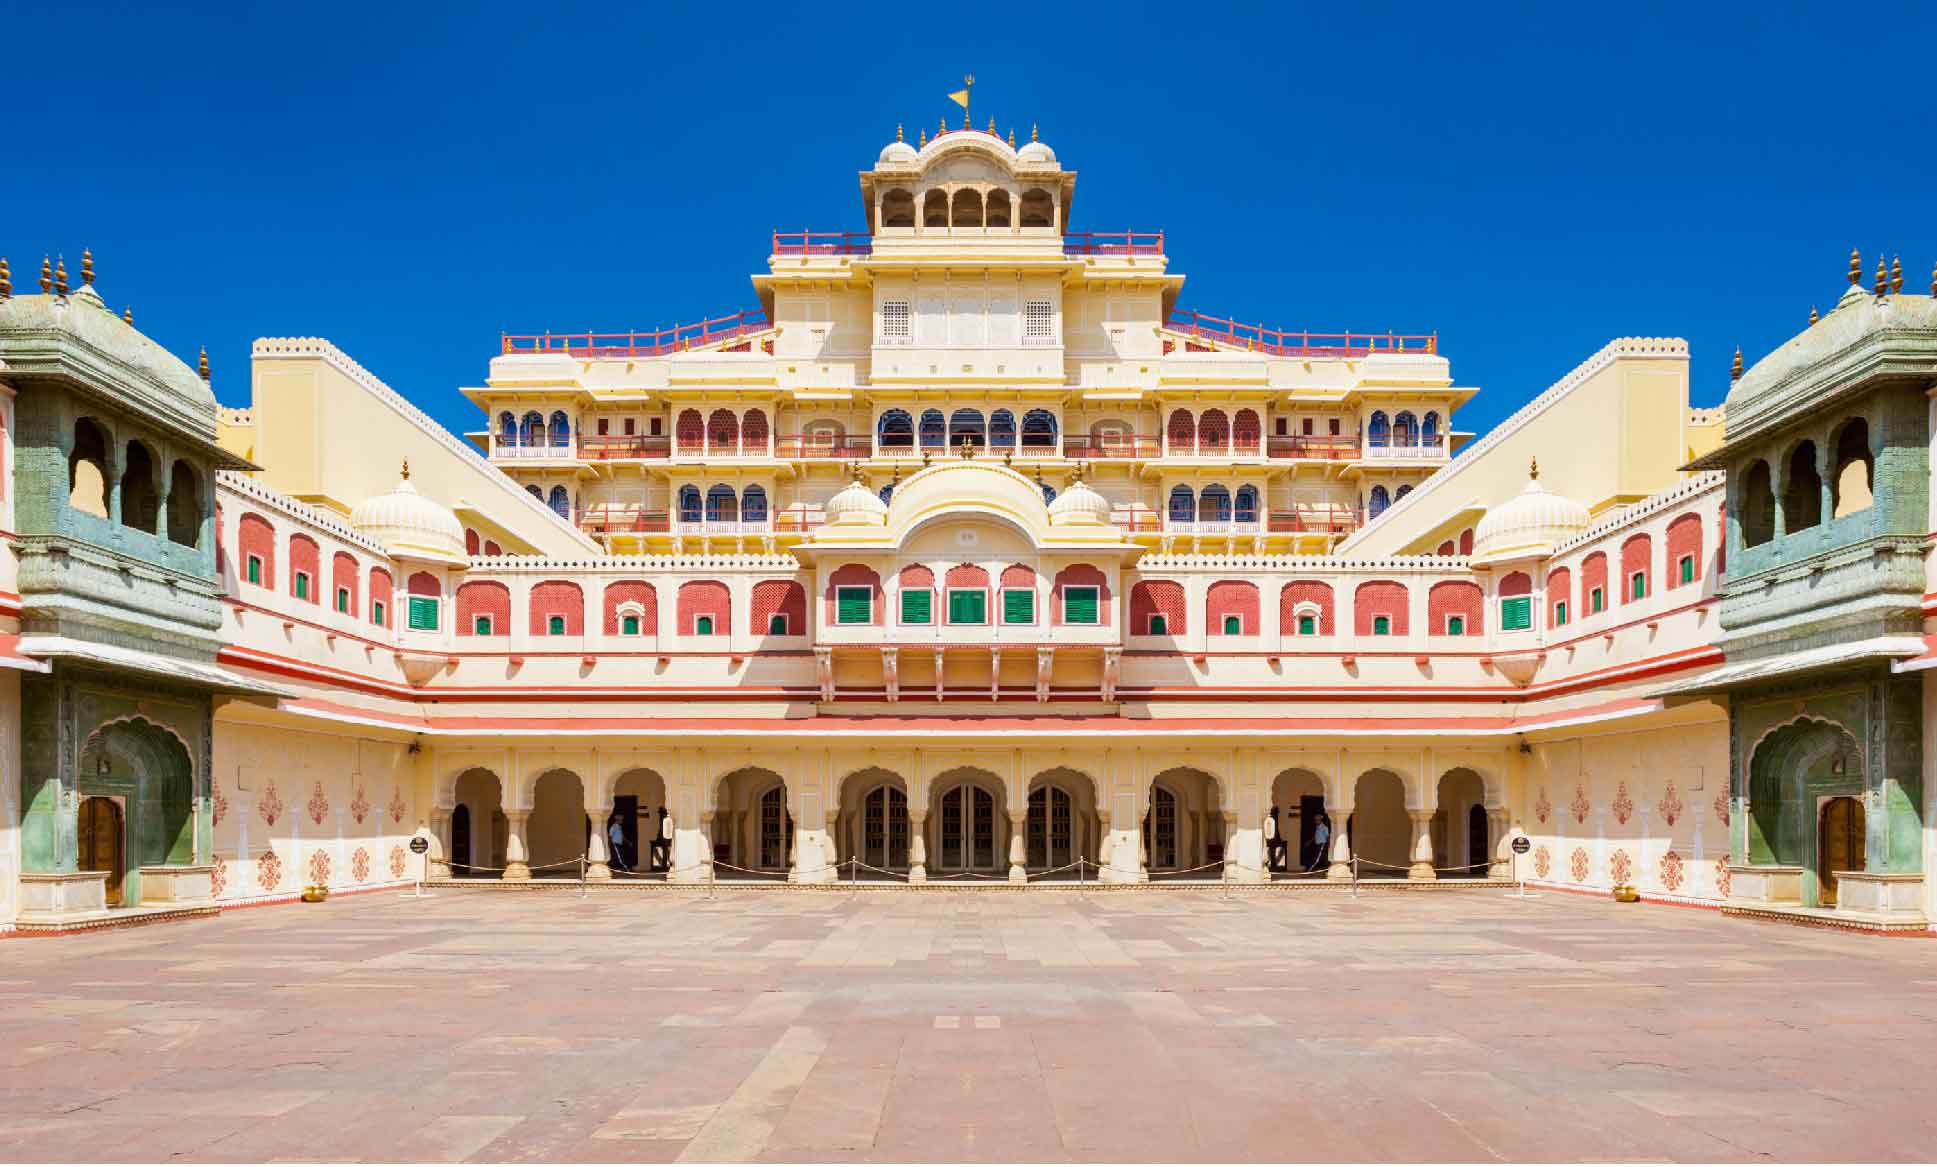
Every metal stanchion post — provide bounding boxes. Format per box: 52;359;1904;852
707;858;716;900
580;853;587;899
1351;854;1359;899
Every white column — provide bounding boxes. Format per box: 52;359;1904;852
429;808;452;879
907;812;928;882
1489;809;1512;878
1327;806;1354;881
1226;812;1267;884
670;812;711;884
585;804;611;881
1408;811;1437;880
503;812;530;880
1008;813;1026;883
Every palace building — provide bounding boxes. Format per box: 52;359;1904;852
0;126;1932;933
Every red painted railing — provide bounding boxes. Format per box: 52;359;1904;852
1167;310;1435;358
579;436;672;460
774;435;875;459
502;310;772;358
576;506;672;534
1266;435;1361;460
1063;435;1163;459
1267;509;1361;535
1110;508;1163;534
1065;231;1164;255
772;231;873;255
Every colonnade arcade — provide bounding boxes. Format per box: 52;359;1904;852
425;748;1515;884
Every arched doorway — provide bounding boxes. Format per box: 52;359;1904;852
78;717;193;907
1818;796;1865;907
1349;769;1411;877
450;804;473;874
757;786;789;870
929;770;1003;874
1025;768;1100;876
1434;768;1488;878
714;768;790;877
611;768;669;876
1145;768;1223;876
1467;805;1489;873
451;768;505;877
1747;717;1865;907
528;769;589;878
836;767;910;875
78;796;126;907
1270;768;1328;875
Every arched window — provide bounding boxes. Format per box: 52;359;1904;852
546;484;570;519
741;408;769;451
498;411;516;445
1020;188;1053;228
923;189;949;227
1422;411;1441;442
122;441;159;533
877;409;914;448
1784;441;1821;532
676;409;704;451
1396;484;1413;500
1831;418;1873;517
68;418;110;519
1234;485;1259;523
1392;411;1417;446
878;483;894;505
989;409;1017;448
1740;459;1774;547
949;408;986;447
677;484;702;524
521;411;545;447
705;483;738;523
166;460;200;547
918;409;946;448
985;189;1012;227
951;188;984;227
1020;409;1057;448
741;484;768;523
1168;485;1195;523
707;408;739;454
1367;411;1390;447
548;411;570;447
1041;483;1057;505
881;188;914;228
1199;484;1232;522
1167;409;1197;453
1198;409;1229;451
525;483;542;500
1368;484;1391;518
1232;409;1261;453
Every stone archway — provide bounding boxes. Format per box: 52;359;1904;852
1270;767;1329;876
836;766;911;878
528;769;589;879
1349;768;1411;878
1434;768;1489;878
1145;767;1223;878
449;768;506;878
714;767;790;879
77;717;194;907
1025;767;1101;877
927;767;1008;878
608;767;669;878
1747;717;1866;907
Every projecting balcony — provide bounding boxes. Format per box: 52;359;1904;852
770;230;1164;259
1267;436;1361;460
1359;437;1449;462
1063;435;1163;460
494;442;579;461
774;435;875;460
579;436;672;461
575;506;827;538
1165;310;1436;359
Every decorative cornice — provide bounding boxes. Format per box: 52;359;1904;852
1549;471;1725;559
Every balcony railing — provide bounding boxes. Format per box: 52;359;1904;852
1267;509;1361;535
1167;310;1436;359
579;435;672;460
773;231;873;255
495;443;576;460
1267;435;1361;460
1065;231;1164;255
774;435;875;459
1063;435;1163;459
1362;436;1448;460
576;507;672;535
502;310;772;358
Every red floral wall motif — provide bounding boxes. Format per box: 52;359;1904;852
307;781;329;826
1715;855;1731;897
1534;787;1551;824
211;856;227;898
1570;847;1589;882
389;845;408;879
212;778;228;827
257;850;283;891
1612;781;1633;825
1714;790;1730;826
259;779;283;827
388;786;408;824
1534;846;1551;878
1656;780;1683;827
602;581;657;635
308;849;331;887
1659;850;1684;892
1609;848;1632;885
1570;784;1590;824
349;781;369;825
352;847;371;883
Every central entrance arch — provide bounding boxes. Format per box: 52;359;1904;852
1818;795;1865;907
715;767;790;877
1144;767;1223;876
1025;767;1100;876
1747;717;1865;907
928;768;1004;875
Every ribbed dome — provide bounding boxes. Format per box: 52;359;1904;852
1469;462;1590;566
823;473;888;525
1047;476;1110;525
1016;139;1056;165
878;139;918;165
349;463;467;565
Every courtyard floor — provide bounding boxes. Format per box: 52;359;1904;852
1;888;1933;1163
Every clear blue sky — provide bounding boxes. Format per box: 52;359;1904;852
8;2;1933;442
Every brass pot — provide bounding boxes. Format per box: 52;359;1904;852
301;885;329;903
1611;884;1640;903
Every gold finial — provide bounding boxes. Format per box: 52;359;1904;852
0;257;9;300
1529;458;1539;481
122;306;132;324
1809;304;1818;324
1875;256;1888;296
1891;255;1903;294
81;248;94;286
197;346;210;381
918;128;927;147
54;255;69;296
922;447;932;466
1848;248;1862;285
895;123;903;143
1007;127;1015;147
401;457;411;481
957;434;975;458
940;116;947;135
1031;123;1038;142
1730;346;1743;381
987;116;996;134
39;256;52;294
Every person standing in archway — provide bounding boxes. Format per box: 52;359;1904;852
1307;814;1331;874
652;807;672;873
607;814;630;875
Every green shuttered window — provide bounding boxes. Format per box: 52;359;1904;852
899;589;931;624
1500;595;1532;631
1002;588;1034;624
837;586;873;625
407;595;439;631
1063;586;1099;625
947;589;986;625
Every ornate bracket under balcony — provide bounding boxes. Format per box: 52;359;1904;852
1102;647;1122;703
815;646;835;702
1036;646;1055;703
881;646;899;703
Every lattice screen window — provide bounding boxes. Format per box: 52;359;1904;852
880;300;910;341
1024;300;1054;341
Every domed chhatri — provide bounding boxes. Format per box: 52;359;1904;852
1047;471;1111;526
349;460;468;564
821;466;889;526
1468;459;1590;567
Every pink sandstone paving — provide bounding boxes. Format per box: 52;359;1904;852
0;890;1933;1162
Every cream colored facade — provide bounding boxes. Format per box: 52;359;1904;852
7;127;1931;939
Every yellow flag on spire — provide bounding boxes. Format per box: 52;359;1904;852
946;88;969;109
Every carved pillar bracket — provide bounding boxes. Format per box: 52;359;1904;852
1102;647;1123;703
1036;646;1055;703
815;646;835;703
881;646;900;703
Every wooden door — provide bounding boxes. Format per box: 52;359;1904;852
1818;796;1865;906
78;796;125;907
1150;787;1178;869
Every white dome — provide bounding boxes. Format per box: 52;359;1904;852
1469;462;1590;566
1017;139;1056;165
1047;477;1111;525
878;139;918;165
349;463;468;565
823;475;888;525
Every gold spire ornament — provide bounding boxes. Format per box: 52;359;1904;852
946;74;974;128
1875;257;1888;296
1730;346;1743;381
1848;248;1862;285
895;123;903;142
401;457;411;480
939;116;947;135
1007;127;1015;147
0;257;10;301
122;306;132;324
1529;457;1539;480
987;116;996;134
1891;255;1903;293
1809;304;1819;324
198;346;210;381
54;255;68;296
1031;123;1039;142
39;256;52;294
918;128;927;147
958;434;976;458
81;248;94;286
